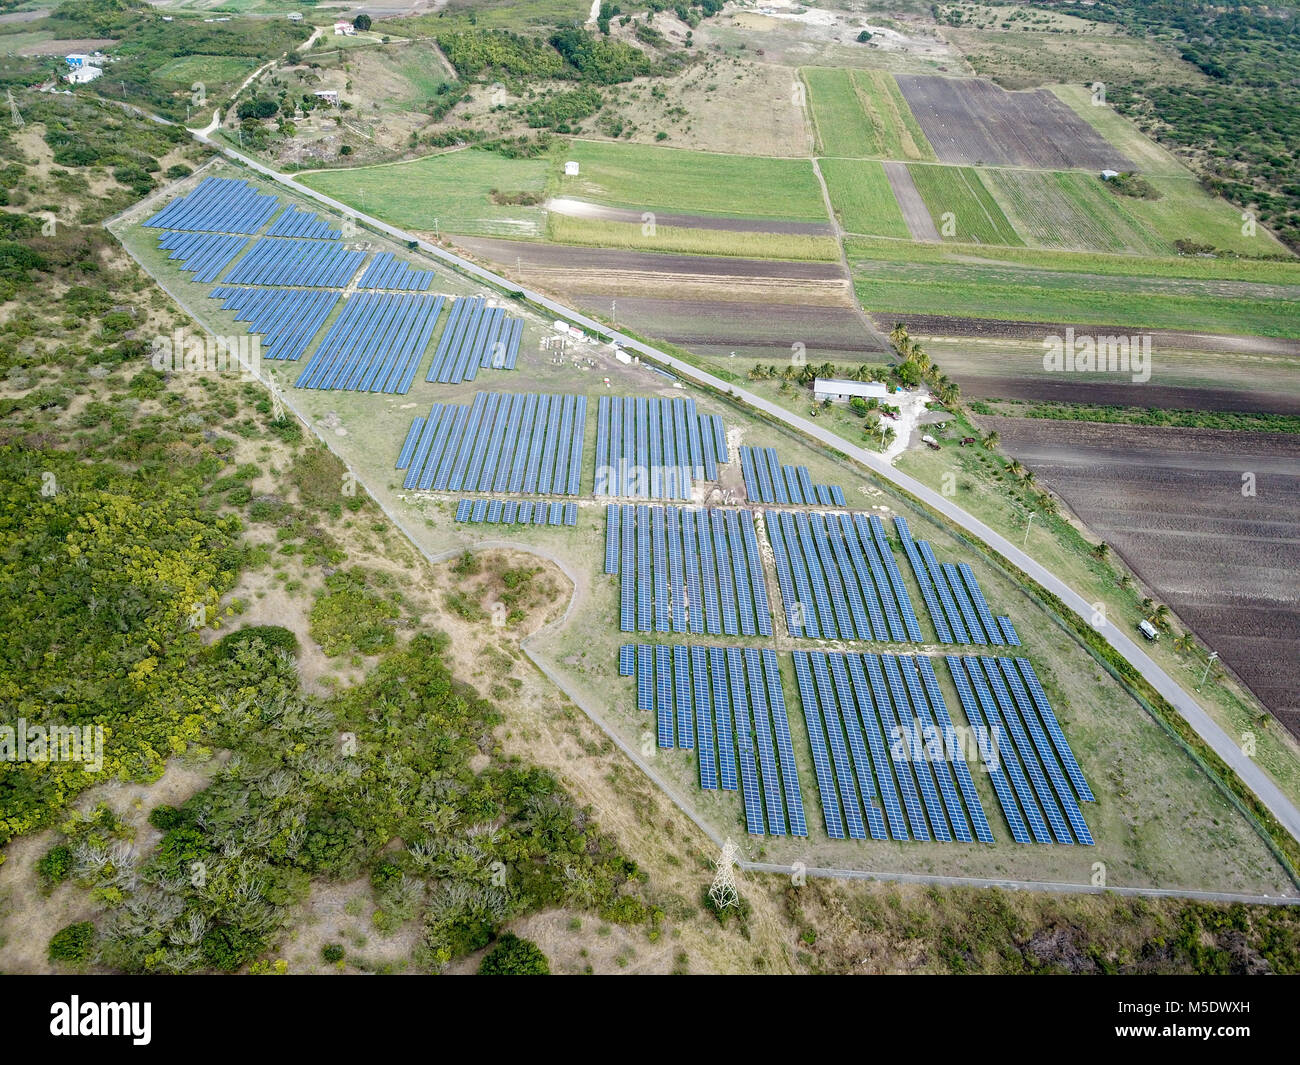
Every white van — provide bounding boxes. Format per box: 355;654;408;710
1138;619;1159;641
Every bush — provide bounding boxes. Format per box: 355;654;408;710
37;844;74;887
322;943;345;963
479;933;549;974
215;625;299;660
49;921;96;965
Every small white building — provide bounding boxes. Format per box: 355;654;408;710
313;89;340;107
65;53;104;68
564;160;580;176
1101;169;1120;180
334;20;355;35
287;11;303;21
66;66;103;85
813;377;890;403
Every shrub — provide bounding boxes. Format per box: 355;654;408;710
479;933;549;975
215;625;299;660
322;944;345;963
49;922;96;965
37;844;74;887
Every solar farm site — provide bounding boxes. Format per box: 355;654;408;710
109;164;1295;899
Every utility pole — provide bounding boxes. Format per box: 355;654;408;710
1023;511;1035;549
1198;650;1219;691
709;839;739;910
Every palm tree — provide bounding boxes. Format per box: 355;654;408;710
983;430;1000;450
1117;573;1132;590
1154;604;1171;630
1173;632;1195;654
1008;459;1024;478
1141;597;1154;615
1092;541;1109;560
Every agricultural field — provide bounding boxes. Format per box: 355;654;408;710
817;157;911;239
804;66;934;160
556;139;829;222
300;149;550;237
989;419;1300;739
851;255;1300;339
982;168;1164;255
545;214;841;262
906;163;1023;246
896;74;1132;171
151;54;259;87
889;329;1300;415
1052;85;1293;259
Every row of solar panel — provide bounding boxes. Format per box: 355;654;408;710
426;295;522;384
396;391;587;495
266;204;341;240
454;499;577;526
623;643;807;837
765;509;924;643
610;504;773;639
222;236;365;288
740;446;846;507
592;395;728;499
358;251;435;292
292;293;444;393
793;651;994;843
157;230;249;284
945;655;1094;845
143;177;279;235
893;516;1008;646
209;286;340;362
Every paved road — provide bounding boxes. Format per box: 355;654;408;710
188;124;1300;849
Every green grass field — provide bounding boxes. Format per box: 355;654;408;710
803;67;934;160
547;214;841;261
1053;84;1294;258
983;168;1164;255
851;258;1300;337
556;140;828;222
299;149;549;237
818;157;911;239
908;163;1024;246
152;54;259;85
843;234;1300;285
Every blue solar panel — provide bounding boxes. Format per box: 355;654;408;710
792;651;845;840
266;204;341;240
636;644;653;712
895;656;973;842
690;645;718;789
591;396;709;499
861;653;931;841
743;648;786;836
762;649;806;836
914;655;994;843
295;293;445;393
425;295;522;383
209;286;340;362
823;653;888;840
843;655;910;840
157;230;250;283
673;645;694;750
357;251;435;291
655;645;674;749
223;237;365;287
618;644;635;676
1015;657;1092;802
944;655;1031;844
738;445;843;504
958;562;1002;645
725;647;766;835
145;177;279;234
880;654;951;841
708;646;739;791
892;517;953;643
998;616;1021;646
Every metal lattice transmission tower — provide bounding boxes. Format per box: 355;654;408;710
8;90;24;128
709;839;739;910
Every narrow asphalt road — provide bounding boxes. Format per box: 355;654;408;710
187;126;1300;850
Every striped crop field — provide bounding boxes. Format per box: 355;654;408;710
907;163;1024;246
983;168;1164;255
818;158;911;238
803;67;935;161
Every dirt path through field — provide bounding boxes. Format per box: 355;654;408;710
882;161;940;242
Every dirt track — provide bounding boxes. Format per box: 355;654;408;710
896;74;1133;171
882;161;940;242
994;417;1300;737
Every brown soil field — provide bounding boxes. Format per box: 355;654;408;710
992;418;1300;736
545;197;834;236
895;74;1133;171
573;294;880;363
454;235;856;308
882;160;940;242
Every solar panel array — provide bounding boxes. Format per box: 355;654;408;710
613;505;772;638
893;517;1007;646
425;295;523;383
593;395;728;499
792;651;992;843
222;236;366;288
997;616;1021;646
293;293;444;392
764;509;923;642
210;286;340;362
945;655;1094;845
398;391;587;495
453;498;577;527
740;446;846;506
358;251;436;292
144;176;279;234
623;643;806;836
266;204;341;240
156;231;250;283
